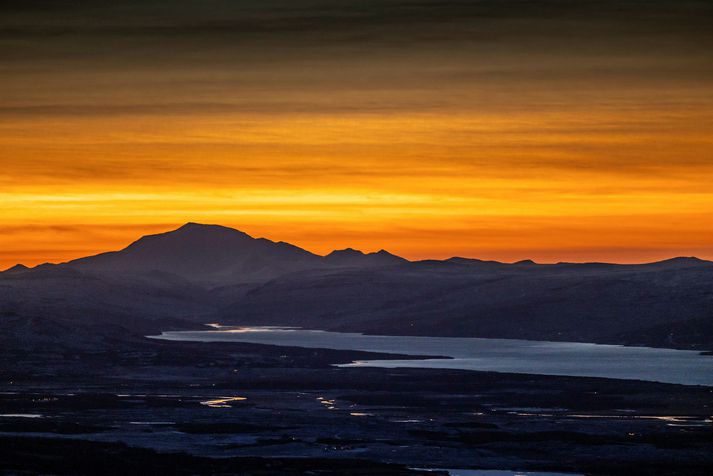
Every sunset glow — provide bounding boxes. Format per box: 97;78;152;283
1;0;712;268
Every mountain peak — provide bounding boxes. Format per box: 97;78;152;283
645;256;711;269
445;257;505;268
179;221;202;229
2;263;29;274
68;223;317;284
326;248;365;258
124;223;255;250
173;222;251;236
177;222;222;230
325;247;406;267
371;249;408;263
662;256;704;263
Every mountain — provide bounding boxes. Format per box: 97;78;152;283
214;255;713;350
2;222;713;351
640;256;710;270
62;223;407;285
65;223;320;284
445;257;506;268
2;263;29;274
513;259;538;266
0;223;410;352
325;248;408;267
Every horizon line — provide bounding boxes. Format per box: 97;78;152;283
1;221;710;272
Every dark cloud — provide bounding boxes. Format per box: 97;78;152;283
2;1;711;42
1;1;710;118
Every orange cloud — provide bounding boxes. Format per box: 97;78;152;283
1;1;712;269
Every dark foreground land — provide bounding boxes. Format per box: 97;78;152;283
1;338;713;475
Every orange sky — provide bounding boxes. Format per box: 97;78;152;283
1;1;712;269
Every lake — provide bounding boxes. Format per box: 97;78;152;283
150;327;713;386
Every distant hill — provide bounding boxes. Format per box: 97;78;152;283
2;263;29;274
215;258;713;350
2;223;713;351
325;248;408;268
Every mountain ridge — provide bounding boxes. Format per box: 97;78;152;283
3;223;711;276
2;222;713;351
2;223;411;284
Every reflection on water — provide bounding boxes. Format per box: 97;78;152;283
317;397;337;409
129;421;175;425
0;414;42;418
507;412;712;427
451;471;582;476
200;396;247;408
415;469;582;476
151;327;713;386
211;325;300;332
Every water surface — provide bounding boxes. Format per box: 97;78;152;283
422;471;582;476
151;327;713;386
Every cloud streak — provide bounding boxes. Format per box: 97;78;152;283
0;0;711;266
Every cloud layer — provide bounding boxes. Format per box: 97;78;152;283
1;1;712;267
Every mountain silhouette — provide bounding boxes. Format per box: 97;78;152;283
64;223;407;284
2;263;29;274
641;256;710;269
2;222;713;351
325;248;407;267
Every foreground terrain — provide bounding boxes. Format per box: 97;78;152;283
2;336;712;475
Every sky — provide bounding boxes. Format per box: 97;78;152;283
1;0;712;268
